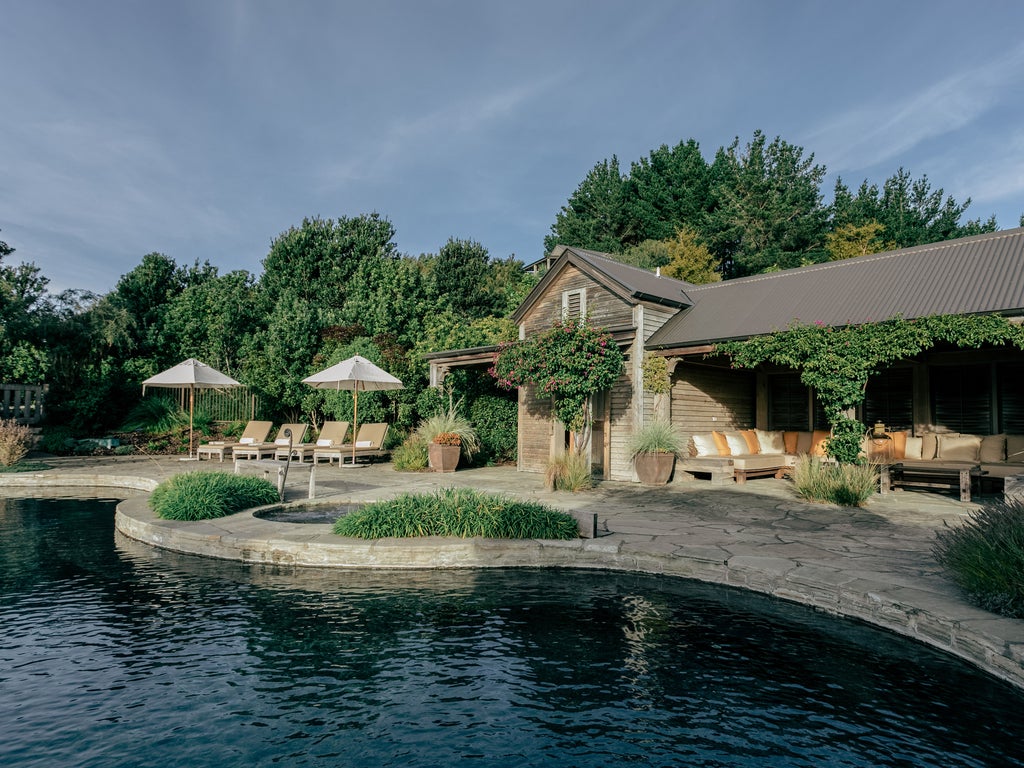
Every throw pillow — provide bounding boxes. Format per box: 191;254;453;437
810;430;830;457
904;436;923;460
937;434;982;462
740;429;760;454
755;429;785;455
889;430;908;460
691;433;717;457
979;434;1007;463
920;433;938;460
1007;435;1024;463
725;432;749;456
783;431;799;454
712;431;731;456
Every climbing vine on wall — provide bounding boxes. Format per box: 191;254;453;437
491;317;625;442
716;314;1024;462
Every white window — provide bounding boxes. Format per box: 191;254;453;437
562;288;586;321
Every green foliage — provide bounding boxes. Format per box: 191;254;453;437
391;436;430;471
790;456;878;507
150;471;279;521
0;418;33;466
492;317;625;435
545;155;632;254
718;314;1024;461
469;394;517;464
825;221;892;260
415;394;480;461
37;426;75;455
661;226;721;284
641;352;670;395
544;452;593;492
121;395;187;434
827;415;865;465
627;419;685;458
933;500;1024;618
332;487;579;540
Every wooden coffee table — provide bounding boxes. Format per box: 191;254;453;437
881;463;986;502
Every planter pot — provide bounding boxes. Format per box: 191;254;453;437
428;443;461;473
634;452;675;485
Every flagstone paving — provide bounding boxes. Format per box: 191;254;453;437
3;454;1023;690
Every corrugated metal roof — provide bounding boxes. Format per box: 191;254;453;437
512;245;693;322
647;227;1024;349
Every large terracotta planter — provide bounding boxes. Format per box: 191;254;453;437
634;452;675;485
428;443;461;473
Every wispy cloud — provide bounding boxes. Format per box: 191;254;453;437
806;43;1024;173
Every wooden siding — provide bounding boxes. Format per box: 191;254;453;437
518;383;554;473
670;362;756;445
607;372;635;481
521;265;633;335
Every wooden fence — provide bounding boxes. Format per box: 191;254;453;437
166;386;263;422
1;383;47;425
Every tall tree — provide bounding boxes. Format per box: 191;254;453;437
626;139;712;242
260;213;398;307
662;227;721;284
705;131;828;277
545;156;634;253
825;221;892;261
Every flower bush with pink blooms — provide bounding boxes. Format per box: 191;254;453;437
490;317;624;435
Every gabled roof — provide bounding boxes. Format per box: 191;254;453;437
512;245;694;323
646;227;1024;350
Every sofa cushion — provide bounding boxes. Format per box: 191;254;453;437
980;434;1006;463
725;432;749;456
920;433;938;460
888;430;908;459
810;430;830;457
740;429;760;454
691;433;717;457
711;431;731;456
938;434;982;462
755;429;785;455
904;436;923;460
1007;435;1024;464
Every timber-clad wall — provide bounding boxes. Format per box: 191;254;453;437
670;363;756;447
521;265;634;334
518;384;553;473
607;374;634;481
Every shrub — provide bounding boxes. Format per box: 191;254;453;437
150;471;279;521
332;487;578;539
114;445;137;456
392;436;429;472
627;419;684;458
469;395;517;464
122;396;187;434
790;455;877;506
545;451;593;492
38;426;75;455
933;500;1024;618
0;419;34;466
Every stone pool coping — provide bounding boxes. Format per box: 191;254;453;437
4;457;1024;691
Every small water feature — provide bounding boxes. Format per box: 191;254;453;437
254;502;365;524
3;494;1024;767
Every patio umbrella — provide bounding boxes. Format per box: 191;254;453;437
142;358;242;460
302;355;403;466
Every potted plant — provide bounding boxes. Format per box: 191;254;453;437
416;397;480;473
428;432;463;473
628;419;684;485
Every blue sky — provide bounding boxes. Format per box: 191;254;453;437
3;1;1023;295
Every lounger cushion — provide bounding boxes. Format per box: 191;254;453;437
316;439;333;446
239;437;255;444
275;438;290;445
755;430;785;455
356;440;373;448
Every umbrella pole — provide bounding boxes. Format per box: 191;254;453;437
189;387;195;459
351;386;358;466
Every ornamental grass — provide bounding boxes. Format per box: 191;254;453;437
790;455;878;507
332;487;578;540
150;471;279;521
933;500;1024;619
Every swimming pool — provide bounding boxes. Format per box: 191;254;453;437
2;495;1022;767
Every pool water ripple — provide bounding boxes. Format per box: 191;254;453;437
2;496;1024;767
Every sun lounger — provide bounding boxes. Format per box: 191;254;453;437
232;423;308;461
276;420;349;462
313;423;389;465
196;420;273;461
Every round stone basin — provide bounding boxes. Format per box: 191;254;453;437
254;502;365;524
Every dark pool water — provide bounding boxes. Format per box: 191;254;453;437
2;495;1023;768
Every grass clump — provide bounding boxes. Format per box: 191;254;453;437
544;451;593;492
933;499;1024;618
627;419;684;458
791;456;878;506
333;487;579;540
392;436;430;471
150;471;279;521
